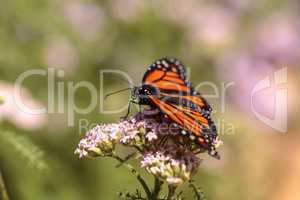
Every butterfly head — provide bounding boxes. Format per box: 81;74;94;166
131;87;141;104
131;85;157;105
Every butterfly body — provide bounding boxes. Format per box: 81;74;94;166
132;58;220;158
132;85;157;105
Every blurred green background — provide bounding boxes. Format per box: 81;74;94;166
1;0;300;199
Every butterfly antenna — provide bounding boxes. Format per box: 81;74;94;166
108;76;135;88
120;77;135;88
104;88;132;100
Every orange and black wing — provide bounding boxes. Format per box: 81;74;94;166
142;58;190;93
142;58;220;158
148;94;219;158
142;58;211;111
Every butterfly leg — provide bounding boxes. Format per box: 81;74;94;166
121;100;133;119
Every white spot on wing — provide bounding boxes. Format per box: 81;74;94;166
189;135;196;140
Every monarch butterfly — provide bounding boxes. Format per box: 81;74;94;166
132;58;220;159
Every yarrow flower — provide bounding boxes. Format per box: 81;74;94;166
141;145;201;186
145;131;158;142
74;123;121;158
75;111;222;199
75;113;160;158
118;118;146;145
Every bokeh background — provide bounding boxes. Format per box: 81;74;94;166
1;0;300;199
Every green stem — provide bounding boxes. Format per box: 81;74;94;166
189;181;206;200
167;185;177;200
0;170;10;200
151;177;163;200
112;154;152;200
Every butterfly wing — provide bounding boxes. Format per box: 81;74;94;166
142;58;192;94
143;58;187;84
142;58;220;158
148;94;219;158
142;58;211;110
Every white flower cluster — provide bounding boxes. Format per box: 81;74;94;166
74;123;121;158
75;112;220;186
74;114;158;158
141;145;201;186
119;118;146;145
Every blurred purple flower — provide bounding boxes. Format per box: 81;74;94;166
110;0;145;22
187;6;236;47
225;0;257;13
44;37;78;73
162;2;236;47
217;14;299;116
64;1;106;40
0;81;46;130
251;14;300;64
218;51;275;113
161;0;199;24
